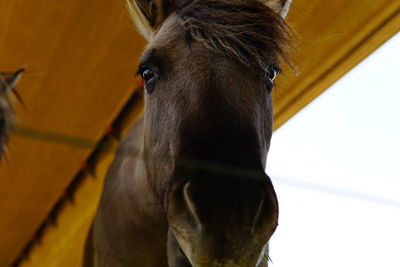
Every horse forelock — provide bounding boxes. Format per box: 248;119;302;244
175;0;292;72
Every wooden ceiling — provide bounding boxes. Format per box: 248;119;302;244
0;0;145;265
0;0;399;266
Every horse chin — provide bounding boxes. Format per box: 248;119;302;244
167;227;268;267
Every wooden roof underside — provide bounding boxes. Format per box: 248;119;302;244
0;0;399;266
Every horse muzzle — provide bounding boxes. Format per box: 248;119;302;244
166;172;278;267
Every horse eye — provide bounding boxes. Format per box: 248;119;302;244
141;68;155;82
140;67;158;93
267;65;278;82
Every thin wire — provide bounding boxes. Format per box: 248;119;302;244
10;126;266;181
273;176;400;209
10;125;400;209
12;126;95;148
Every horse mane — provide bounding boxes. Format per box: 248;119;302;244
176;0;291;72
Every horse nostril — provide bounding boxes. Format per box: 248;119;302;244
183;180;203;228
167;179;199;230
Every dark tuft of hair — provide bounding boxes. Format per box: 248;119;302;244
176;0;292;72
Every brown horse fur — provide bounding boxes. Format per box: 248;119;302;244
0;69;24;158
85;0;292;266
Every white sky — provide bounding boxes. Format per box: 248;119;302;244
267;32;400;267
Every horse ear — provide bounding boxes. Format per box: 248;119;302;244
263;0;292;19
127;0;176;40
0;69;24;93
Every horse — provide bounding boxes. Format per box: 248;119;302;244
85;0;292;266
0;69;24;158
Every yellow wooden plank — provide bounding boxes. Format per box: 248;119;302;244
19;97;144;267
0;136;88;266
0;0;146;265
19;150;116;267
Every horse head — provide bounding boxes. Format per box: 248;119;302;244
128;1;291;265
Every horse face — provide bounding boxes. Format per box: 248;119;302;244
129;0;291;266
